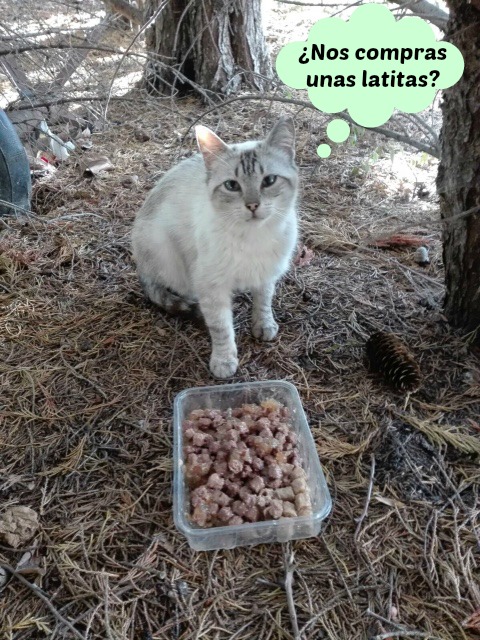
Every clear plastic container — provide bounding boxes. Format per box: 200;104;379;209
173;380;332;551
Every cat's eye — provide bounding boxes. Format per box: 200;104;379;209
224;180;241;192
262;174;277;188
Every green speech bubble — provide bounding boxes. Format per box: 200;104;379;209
276;4;464;155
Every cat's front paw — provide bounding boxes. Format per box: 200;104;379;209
209;353;239;379
252;320;279;341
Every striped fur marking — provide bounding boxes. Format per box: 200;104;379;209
139;276;204;324
239;150;263;177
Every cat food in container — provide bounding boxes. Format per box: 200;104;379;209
173;380;332;551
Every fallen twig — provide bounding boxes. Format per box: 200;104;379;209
354;454;376;542
367;608;444;639
372;632;443;640
1;563;86;640
283;545;301;640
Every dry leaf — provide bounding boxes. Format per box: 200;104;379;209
0;506;39;548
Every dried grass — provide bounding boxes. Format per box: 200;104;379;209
0;93;479;640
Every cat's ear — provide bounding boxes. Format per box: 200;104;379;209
265;116;295;161
195;125;229;168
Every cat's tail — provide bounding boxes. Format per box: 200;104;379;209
139;276;203;324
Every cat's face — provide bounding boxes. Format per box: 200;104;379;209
196;118;298;225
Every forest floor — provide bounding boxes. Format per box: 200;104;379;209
1;2;479;640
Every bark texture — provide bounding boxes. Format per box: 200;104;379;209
145;0;272;96
437;1;480;339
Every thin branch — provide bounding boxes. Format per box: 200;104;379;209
274;0;359;5
0;56;35;99
0;27;101;41
59;350;107;400
8;94;139;110
388;0;448;31
283;546;301;640
299;584;387;636
48;18;112;92
398;112;439;148
341;111;440;157
7;94;185;119
1;564;86;640
354;454;375;542
441;204;480;227
367;609;445;639
0;43;140;56
184;94;440;157
372;632;443;640
0;198;37;217
104;0;170;118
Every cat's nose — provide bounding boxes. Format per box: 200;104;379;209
246;202;259;213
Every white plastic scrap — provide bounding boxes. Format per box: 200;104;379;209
39;120;75;161
414;246;430;266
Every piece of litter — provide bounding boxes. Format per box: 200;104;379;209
38;120;75;162
77;137;93;150
31;152;57;176
122;175;139;188
76;127;91;139
294;244;314;268
370;234;432;249
76;127;93;149
414;246;430;266
83;156;114;176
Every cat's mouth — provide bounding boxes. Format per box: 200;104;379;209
247;212;267;222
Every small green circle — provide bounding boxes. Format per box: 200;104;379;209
317;144;331;158
327;119;350;143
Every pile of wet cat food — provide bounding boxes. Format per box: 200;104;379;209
183;399;312;527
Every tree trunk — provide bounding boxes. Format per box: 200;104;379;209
145;0;272;96
437;1;480;340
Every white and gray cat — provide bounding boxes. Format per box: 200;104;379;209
131;116;299;378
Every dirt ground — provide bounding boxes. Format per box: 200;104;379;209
1;2;479;639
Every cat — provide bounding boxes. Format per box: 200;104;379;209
131;116;299;379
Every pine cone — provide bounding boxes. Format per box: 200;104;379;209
366;331;422;392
